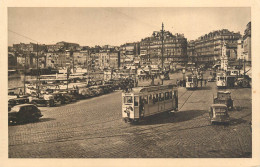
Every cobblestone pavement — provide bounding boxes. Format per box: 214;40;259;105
8;71;252;158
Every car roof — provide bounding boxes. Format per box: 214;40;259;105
211;104;227;108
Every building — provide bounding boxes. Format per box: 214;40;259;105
194;29;241;64
46;53;59;68
73;51;89;67
109;51;120;69
187;40;196;63
8;52;17;69
243;22;251;62
56;41;80;51
236;39;244;60
140;30;187;67
13;43;46;52
119;42;139;68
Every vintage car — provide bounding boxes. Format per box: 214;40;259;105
8;99;17;111
62;93;77;102
30;96;55;107
51;92;68;105
209;104;230;124
8;104;43;124
90;86;104;96
213;91;233;110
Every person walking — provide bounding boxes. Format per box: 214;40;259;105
204;79;207;86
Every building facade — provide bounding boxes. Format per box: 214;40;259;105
243;22;251;62
140;31;187;67
194;29;241;64
119;42;139;68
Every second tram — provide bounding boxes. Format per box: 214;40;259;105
122;84;178;123
186;74;198;89
216;72;227;88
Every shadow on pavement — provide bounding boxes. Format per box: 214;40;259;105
138;110;207;126
38;118;56;123
229;118;248;126
9;118;55;126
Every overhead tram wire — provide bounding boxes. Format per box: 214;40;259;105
8;29;39;44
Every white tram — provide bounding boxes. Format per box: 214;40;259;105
186;74;198;89
216;72;227;88
122;84;178;123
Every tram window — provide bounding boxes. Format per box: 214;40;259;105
159;93;164;101
165;92;169;100
169;91;172;99
134;96;138;106
144;96;148;104
153;94;158;103
149;95;152;104
124;96;133;103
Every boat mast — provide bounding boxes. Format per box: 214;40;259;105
161;22;164;85
36;43;40;97
23;52;27;94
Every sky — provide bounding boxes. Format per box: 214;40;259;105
8;7;251;47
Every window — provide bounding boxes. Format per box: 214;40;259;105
169;91;172;99
153;94;158;103
149;94;152;103
124;96;133;103
159;93;164;101
134;96;139;106
165;92;169;100
143;96;148;104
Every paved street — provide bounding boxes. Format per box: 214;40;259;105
8;71;252;158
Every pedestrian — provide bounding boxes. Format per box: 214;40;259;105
176;79;179;87
204;79;207;86
200;80;203;87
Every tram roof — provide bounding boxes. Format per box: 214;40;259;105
131;84;177;94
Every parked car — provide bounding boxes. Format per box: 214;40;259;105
213;91;233;110
8;104;43;125
209;104;230;124
62;93;77;102
30;97;55;107
8;99;16;111
13;97;29;105
90;86;103;96
51;92;67;105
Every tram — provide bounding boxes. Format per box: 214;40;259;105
216;72;227;88
122;84;178;123
186;74;198;89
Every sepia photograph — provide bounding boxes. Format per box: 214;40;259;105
1;1;260;166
